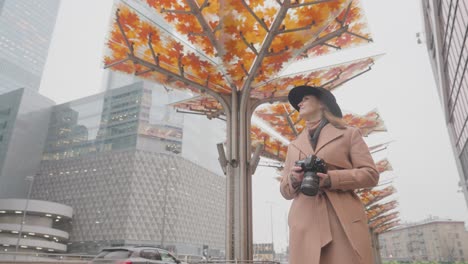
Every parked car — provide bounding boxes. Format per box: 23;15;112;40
176;254;205;262
89;246;185;264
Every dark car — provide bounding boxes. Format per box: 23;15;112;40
89;246;185;264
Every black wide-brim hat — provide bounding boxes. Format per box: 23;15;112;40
288;85;343;118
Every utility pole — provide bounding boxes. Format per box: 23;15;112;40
270;204;274;248
265;201;275;261
14;175;35;261
161;167;175;248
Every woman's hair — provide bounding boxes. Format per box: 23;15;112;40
323;107;347;129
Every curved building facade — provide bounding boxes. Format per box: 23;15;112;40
33;150;225;256
0;199;72;253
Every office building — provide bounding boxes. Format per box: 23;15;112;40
0;88;54;198
0;0;60;94
31;82;226;256
421;0;468;207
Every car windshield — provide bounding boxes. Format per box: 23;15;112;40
96;250;131;259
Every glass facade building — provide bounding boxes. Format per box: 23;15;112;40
422;0;468;207
0;0;60;94
0;88;54;198
42;82;184;161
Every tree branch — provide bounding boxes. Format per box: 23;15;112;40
240;0;270;32
241;64;250;76
135;69;153;76
323;42;341;50
320;70;342;87
160;8;191;15
347;31;373;42
184;0;237;91
177;54;185;77
339;1;353;27
300;25;348;55
115;9;134;55
199;0;210;11
240;31;258;55
265;46;289;57
148;33;160;66
188;31;207;37
185;0;223;54
283;104;298;136
277;21;315;34
325;66;372;89
127;54;231;106
104;57;131;69
290;0;334;8
240;0;291;103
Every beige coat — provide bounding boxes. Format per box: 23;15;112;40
280;124;379;264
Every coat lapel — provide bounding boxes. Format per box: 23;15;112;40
315;123;345;154
292;129;315;157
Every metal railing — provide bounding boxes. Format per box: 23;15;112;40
186;261;280;264
0;251;94;262
0;252;283;264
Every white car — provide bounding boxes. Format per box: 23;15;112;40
89;246;186;264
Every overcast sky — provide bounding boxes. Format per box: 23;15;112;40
40;0;468;253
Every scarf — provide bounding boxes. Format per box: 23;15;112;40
308;118;329;151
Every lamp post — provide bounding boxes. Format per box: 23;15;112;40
14;175;35;260
265;201;276;261
161;167;175;248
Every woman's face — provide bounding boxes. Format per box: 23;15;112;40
298;95;323;120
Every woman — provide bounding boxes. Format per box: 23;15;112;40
280;85;379;264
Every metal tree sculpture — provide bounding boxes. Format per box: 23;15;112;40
104;0;374;259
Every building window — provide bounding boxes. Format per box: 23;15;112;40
461;142;468;182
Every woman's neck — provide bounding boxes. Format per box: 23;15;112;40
305;114;323;131
306;113;323;123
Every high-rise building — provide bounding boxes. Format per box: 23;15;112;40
0;1;5;13
0;0;60;94
379;218;468;262
101;70;226;175
31;82;226;256
101;70;137;92
0;88;54;198
421;0;468;207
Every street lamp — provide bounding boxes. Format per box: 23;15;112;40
161;167;175;248
14;175;35;260
265;201;276;261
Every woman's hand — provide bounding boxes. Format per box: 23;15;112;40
317;172;331;188
290;166;304;189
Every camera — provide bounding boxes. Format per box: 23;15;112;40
295;155;328;196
